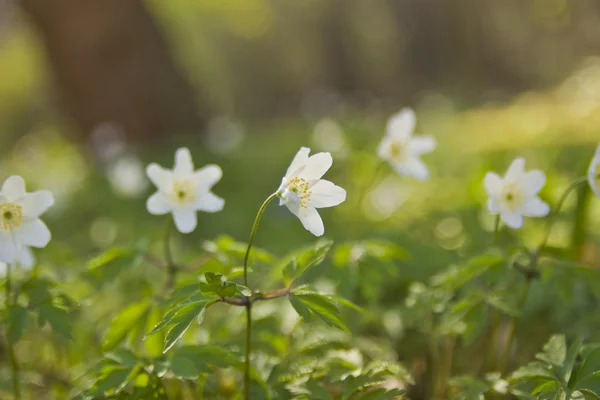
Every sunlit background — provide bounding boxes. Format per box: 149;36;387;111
1;0;600;398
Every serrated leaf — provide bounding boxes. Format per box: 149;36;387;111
7;306;28;345
37;304;73;340
282;258;298;287
293;292;349;333
102;300;151;351
537;335;567;367
511;362;558;382
163;302;209;353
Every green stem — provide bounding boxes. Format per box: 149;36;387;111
498;278;531;374
244;303;252;400
242;193;277;400
537;177;588;257
5;262;20;399
243;193;277;287
493;214;501;245
161;217;179;295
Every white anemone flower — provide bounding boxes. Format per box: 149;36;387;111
377;108;437;181
588;144;600;199
146;147;224;234
484;158;550;229
277;147;346;236
0;176;53;264
0;246;35;276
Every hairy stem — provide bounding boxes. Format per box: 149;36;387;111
242;193;277;400
5;262;20;399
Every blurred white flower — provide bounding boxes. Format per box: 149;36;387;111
146;148;224;234
0;246;35;275
107;155;148;198
0;176;53;263
484;158;550;229
377;108;437;180
277;147;346;236
588;144;600;199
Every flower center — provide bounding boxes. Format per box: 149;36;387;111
171;180;195;205
286;177;311;208
0;202;22;231
500;183;526;212
388;140;407;162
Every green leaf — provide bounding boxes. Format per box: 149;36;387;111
292;292;349;333
163;302;209;353
219;281;237;298
562;336;583;384
279;240;334;286
236;284;252;296
37;304;73;339
102;300;151;351
537;335;567;368
170;356;199;380
282;258;298;287
511;362;558;382
7;306;28;345
105;349;139;368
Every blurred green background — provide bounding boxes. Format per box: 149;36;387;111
2;0;600;398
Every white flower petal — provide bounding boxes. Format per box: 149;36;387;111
501;212;524;229
0;231;17;263
298;206;325;237
588;144;600;199
522;197;550;217
147;192;172;215
19;246;35;268
286;147;311;178
377;137;394;161
523;170;546;196
505;158;526;180
387;108;415;140
194;164;223;189
196;192;225;213
409;135;437;155
172;209;197;234
174;147;194;177
2;176;25;200
487;197;502;214
146;163;172;190
299;152;333;180
393;158;429;181
19;190;54;218
310;180;346;208
484;173;503;196
15;219;51;248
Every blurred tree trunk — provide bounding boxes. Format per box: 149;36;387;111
20;0;203;140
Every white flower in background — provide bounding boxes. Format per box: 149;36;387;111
0;176;53;263
0;246;35;276
588;144;600;199
107;155;148;198
377;108;437;180
484;158;550;229
146;147;224;234
277;147;346;236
